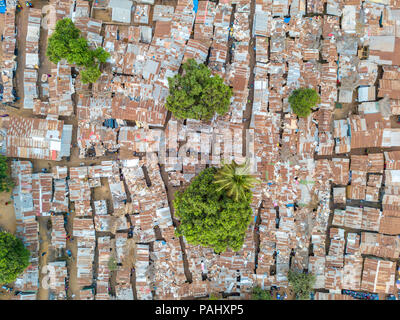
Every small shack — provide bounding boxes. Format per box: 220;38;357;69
108;0;132;24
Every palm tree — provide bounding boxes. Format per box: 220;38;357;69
214;159;260;202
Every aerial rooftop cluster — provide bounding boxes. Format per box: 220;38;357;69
0;0;400;301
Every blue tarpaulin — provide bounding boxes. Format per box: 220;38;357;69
342;290;379;300
193;0;198;13
0;0;6;14
284;17;291;23
103;118;117;128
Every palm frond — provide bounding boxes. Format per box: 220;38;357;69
213;159;260;201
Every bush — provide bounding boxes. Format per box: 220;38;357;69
288;270;316;300
0;231;30;285
108;256;118;271
288;88;320;118
0;155;13;192
251;286;273;300
46;18;110;84
174;167;253;253
166;59;232;120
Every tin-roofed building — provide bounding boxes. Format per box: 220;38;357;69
0;116;72;161
109;0;133;23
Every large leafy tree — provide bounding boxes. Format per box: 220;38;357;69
174;167;253;253
0;231;30;285
46;18;110;84
288;270;316;300
0;155;13;192
166;59;232;120
67;37;93;67
214;160;259;202
288;88;320;118
46;18;81;64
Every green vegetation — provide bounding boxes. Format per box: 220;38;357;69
46;18;80;63
174;167;253;254
0;231;30;285
288;88;320;118
251;286;273;300
108;256;118;271
166;59;232;120
208;293;220;300
214;160;260;202
46;18;110;84
66;37;93;66
0;155;13;192
80;66;102;84
288;270;316;300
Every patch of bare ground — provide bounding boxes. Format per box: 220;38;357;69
122;238;137;269
0;191;15;234
92;8;112;23
37;216;51;300
390;115;400;128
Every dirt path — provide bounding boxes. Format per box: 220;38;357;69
65;211;79;300
14;5;29;105
242;0;256;138
37;216;50;300
0;191;16;233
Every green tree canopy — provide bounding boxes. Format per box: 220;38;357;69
166;59;232;120
174;167;253;254
0;231;30;285
80;65;102;84
92;46;111;64
288;88;320;118
108;256;118;271
208;293;220;300
46;18;81;64
0;155;13;192
251;286;273;300
67;37;93;67
288;270;316;300
46;18;110;84
214;160;260;202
